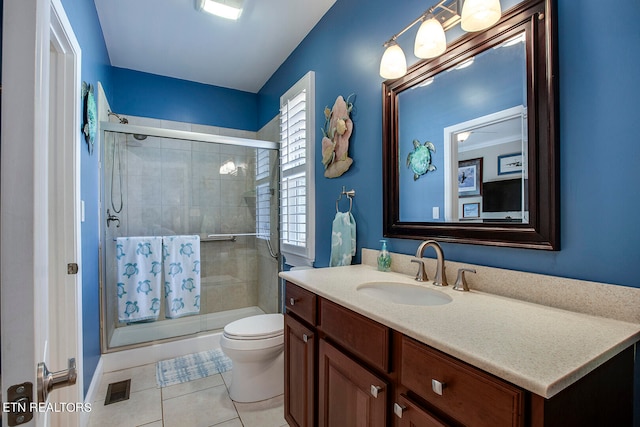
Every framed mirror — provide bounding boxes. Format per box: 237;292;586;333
382;0;558;250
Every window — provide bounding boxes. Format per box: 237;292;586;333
280;71;315;267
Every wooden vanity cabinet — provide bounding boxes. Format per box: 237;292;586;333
283;281;636;427
318;339;388;427
284;282;317;427
285;313;316;427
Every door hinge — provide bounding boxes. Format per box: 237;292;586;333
67;263;79;275
6;382;34;426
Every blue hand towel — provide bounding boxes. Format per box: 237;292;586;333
116;236;163;323
330;212;356;267
162;235;201;318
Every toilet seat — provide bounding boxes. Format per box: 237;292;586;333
223;313;283;340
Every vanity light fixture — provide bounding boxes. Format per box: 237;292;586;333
414;16;447;59
197;0;244;20
460;0;501;31
380;0;501;79
380;41;408;79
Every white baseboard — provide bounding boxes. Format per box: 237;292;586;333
81;356;104;427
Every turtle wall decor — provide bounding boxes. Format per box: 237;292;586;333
406;139;436;180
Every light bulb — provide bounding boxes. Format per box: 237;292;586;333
380;43;407;79
414;17;447;59
461;0;501;32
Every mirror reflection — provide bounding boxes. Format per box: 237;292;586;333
397;32;527;224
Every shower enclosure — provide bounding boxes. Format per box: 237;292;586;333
100;121;281;351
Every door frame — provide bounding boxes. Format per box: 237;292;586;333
1;0;83;425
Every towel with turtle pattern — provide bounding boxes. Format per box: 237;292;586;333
162;235;201;319
116;236;163;323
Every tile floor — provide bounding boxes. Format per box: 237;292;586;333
88;363;288;427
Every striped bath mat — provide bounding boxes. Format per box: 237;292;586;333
156;348;233;388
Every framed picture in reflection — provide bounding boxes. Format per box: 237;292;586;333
462;202;480;219
458;158;482;197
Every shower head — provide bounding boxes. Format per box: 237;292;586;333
107;110;129;124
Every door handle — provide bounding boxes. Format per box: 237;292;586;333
37;358;77;402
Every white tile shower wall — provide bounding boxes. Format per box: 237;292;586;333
116;116;261;316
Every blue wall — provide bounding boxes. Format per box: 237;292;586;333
110;67;259;131
59;0;112;397
258;0;640;290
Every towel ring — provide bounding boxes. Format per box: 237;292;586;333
336;187;356;213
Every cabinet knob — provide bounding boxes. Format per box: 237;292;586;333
289;297;296;306
302;333;309;343
431;379;446;396
370;385;383;398
393;403;406;418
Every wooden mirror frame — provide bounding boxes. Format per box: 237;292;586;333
382;0;558;250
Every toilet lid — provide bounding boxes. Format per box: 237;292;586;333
223;313;284;340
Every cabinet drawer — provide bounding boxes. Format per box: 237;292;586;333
319;298;390;372
285;282;317;325
400;336;524;427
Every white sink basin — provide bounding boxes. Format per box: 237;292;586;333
357;282;452;306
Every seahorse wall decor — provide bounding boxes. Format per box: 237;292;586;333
321;94;354;178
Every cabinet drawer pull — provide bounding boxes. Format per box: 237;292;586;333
289;297;297;306
302;333;309;343
431;379;446;396
370;385;383;398
393;402;406;418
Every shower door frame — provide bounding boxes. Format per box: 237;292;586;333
98;121;280;353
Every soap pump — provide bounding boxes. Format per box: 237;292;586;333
377;239;392;272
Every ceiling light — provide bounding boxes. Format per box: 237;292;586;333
457;131;471;142
418;77;435;87
380;42;407;80
414;17;447;59
499;32;526;48
198;0;244;20
461;0;501;32
455;57;475;69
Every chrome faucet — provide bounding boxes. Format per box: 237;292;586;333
413;240;448;287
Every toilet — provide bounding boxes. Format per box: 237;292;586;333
219;313;284;402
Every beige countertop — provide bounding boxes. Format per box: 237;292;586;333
280;264;640;398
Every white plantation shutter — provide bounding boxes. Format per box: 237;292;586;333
280;72;315;267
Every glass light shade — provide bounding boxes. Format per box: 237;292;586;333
461;0;501;32
380;44;407;79
414;18;447;59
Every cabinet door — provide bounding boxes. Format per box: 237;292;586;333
393;393;450;427
318;339;387;427
284;313;316;427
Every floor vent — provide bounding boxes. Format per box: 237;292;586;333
104;379;131;405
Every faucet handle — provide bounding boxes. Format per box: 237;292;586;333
453;268;476;292
411;258;428;282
